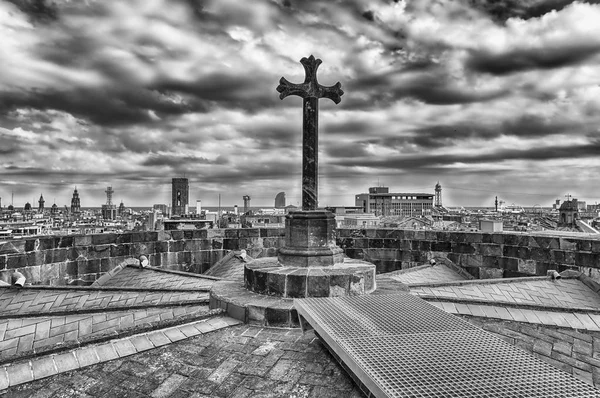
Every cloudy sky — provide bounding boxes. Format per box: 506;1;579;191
1;0;600;209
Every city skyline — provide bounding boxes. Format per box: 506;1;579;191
2;1;600;208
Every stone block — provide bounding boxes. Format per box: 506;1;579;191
212;239;223;250
559;238;578;251
452;243;476;254
349;274;364;295
517;259;537;275
74;235;92;246
223;239;239;250
168;240;185;252
498;257;519;271
480;244;503;257
192;229;207;239
418;241;432;251
177;251;191;265
330;274;350;297
38;237;58;251
184;239;202;252
576;252;598;268
265;308;290;327
110;244;130;257
285;270;307;298
50;248;68;263
6;255;26;269
91;233;117;245
116;233;133;244
24;239;36;252
267;271;286;296
479;267;503;279
183;230;194;239
530;247;552;262
482;256;499;268
578;240;593;252
170;230;184;240
26;250;45;267
431;241;452;252
211;250;225;265
0;255;6;270
465;233;482;243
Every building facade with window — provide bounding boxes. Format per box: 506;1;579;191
355;187;434;217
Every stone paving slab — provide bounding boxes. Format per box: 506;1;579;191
0;316;241;392
0;305;210;363
411;278;600;309
92;266;216;289
0;323;365;398
0;287;208;316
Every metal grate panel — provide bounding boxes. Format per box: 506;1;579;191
295;293;600;398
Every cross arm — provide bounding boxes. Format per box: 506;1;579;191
276;77;309;100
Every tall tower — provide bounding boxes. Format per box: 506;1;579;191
105;186;114;205
70;188;81;214
274;192;286;208
102;186;117;220
38;194;45;213
171;178;189;216
434;182;442;207
243;195;251;214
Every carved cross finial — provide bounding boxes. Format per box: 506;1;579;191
276;56;343;211
565;194;572;201
277;55;344;104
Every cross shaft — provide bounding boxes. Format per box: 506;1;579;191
276;55;344;211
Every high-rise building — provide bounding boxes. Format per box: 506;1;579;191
118;200;125;216
243;195;251;214
101;186;117;220
171;178;189;216
434;182;442;207
38;194;45;213
70;188;81;214
355;186;434;217
274;192;286;208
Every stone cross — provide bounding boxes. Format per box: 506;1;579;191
277;55;344;211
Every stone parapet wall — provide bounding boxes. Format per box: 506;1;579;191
0;228;285;286
336;229;600;282
2;227;600;285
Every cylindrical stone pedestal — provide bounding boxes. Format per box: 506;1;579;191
277;210;344;267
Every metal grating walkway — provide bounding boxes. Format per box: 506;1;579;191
295;294;600;398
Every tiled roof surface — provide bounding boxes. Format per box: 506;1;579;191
0;288;208;316
411;278;600;309
92;266;215;289
385;264;467;285
0;305;210;362
204;252;250;281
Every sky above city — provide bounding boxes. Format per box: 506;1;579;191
1;0;600;209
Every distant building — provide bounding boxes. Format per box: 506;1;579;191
118;200;125;216
70;188;81;214
101;186;117;220
355;186;434;217
479;219;503;232
24;202;31;212
558;199;579;228
434;182;442;207
153;204;168;215
38;194;45;213
243;195;251;214
51;203;59;216
274;192;286;208
171;178;189;216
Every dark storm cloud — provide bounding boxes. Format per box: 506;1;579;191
332;141;600;170
467;44;600;75
0;88;199;127
471;0;600;23
155;72;280;113
349;68;508;107
325;143;370;158
5;0;58;23
141;153;228;168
